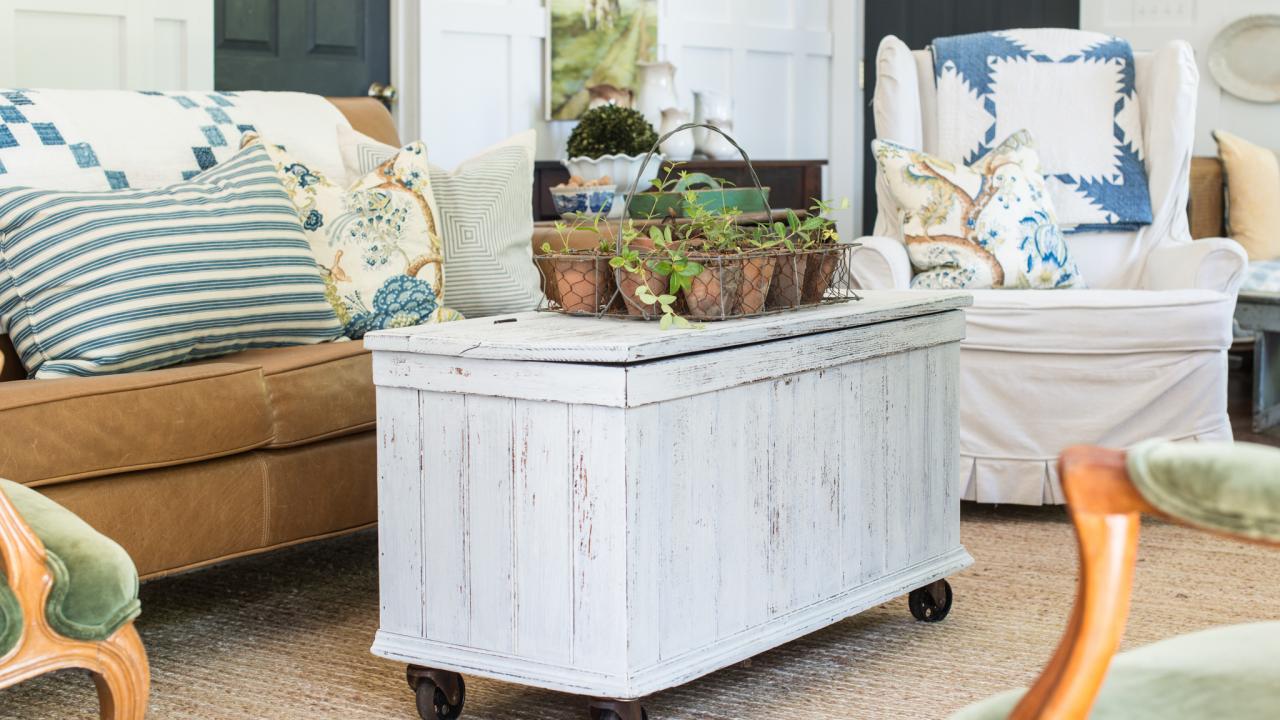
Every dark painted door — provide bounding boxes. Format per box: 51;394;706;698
215;0;390;97
861;0;1080;231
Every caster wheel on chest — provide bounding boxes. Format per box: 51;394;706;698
588;698;648;720
908;579;953;622
406;665;465;720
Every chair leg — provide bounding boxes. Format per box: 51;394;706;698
1010;446;1146;720
90;624;150;720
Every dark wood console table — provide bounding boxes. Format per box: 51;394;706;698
532;159;827;221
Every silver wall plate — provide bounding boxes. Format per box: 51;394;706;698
1208;14;1280;103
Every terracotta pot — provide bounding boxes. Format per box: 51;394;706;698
683;256;744;320
735;253;777;315
765;252;808;309
801;246;843;304
543;256;614;314
615;265;669;318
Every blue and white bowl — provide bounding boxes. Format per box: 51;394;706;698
551;184;616;218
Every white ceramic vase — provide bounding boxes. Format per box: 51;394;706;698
701;118;739;161
563;154;662;218
658;108;694;161
692;90;732;154
634;61;678;132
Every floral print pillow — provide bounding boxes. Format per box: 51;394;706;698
873;130;1084;290
245;135;460;338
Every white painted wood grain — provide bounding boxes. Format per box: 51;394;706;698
421;392;471;646
465;395;517;653
513;399;573;664
856;354;890;585
373;351;626;407
624;403;662;670
371;546;972;700
569;404;628;674
375;309;966;409
364;291;972;363
373;298;971;699
376;387;425;638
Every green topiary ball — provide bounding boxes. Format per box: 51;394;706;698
566;104;659;159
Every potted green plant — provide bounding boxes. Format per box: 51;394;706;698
737;223;782;315
564;104;661;206
670;191;748;320
799;199;849;303
536;217;616;315
609;225;671;318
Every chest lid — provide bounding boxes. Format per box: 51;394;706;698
363;290;970;364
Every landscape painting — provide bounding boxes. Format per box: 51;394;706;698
547;0;659;120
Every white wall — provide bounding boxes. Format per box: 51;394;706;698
411;0;857;232
1083;0;1280;154
0;0;213;90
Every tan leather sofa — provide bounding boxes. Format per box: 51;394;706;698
0;98;399;579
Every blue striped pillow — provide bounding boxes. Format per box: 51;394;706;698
0;143;343;378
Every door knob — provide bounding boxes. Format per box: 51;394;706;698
368;82;397;107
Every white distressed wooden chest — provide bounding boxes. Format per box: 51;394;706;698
366;290;972;719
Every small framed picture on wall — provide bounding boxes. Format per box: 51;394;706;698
545;0;659;120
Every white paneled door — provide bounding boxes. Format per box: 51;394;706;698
0;0;213;91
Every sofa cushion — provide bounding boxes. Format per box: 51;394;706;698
1213;129;1280;261
0;143;343;378
872;131;1083;289
0;478;140;644
0;363;272;486
251;135;454;339
206;342;373;447
961;288;1234;354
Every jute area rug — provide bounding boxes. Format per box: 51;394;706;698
2;503;1275;719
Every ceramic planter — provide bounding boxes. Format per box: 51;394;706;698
563;154;661;196
684;256;744;320
766;253;809;309
736;253;778;315
801;247;843;304
540;255;614;315
615;264;669;318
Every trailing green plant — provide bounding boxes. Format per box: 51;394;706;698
566;104;658;158
541;213;613;254
677;189;745;252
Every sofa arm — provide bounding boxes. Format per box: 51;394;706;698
1140;238;1247;294
848;235;912;290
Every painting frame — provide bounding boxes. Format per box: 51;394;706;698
544;0;660;121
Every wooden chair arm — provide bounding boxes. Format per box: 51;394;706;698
1009;446;1156;720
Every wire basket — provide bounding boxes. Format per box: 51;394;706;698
536;123;860;322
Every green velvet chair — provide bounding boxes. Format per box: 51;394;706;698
953;440;1280;719
0;478;149;718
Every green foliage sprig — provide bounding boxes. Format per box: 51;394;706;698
566;104;659;158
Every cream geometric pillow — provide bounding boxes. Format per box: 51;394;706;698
249;135;458;338
873;130;1084;289
338;126;543;318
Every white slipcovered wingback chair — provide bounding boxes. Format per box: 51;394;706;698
852;36;1247;505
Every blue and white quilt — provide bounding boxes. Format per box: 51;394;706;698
0;89;348;191
931;29;1153;233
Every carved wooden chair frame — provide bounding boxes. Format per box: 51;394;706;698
0;488;149;719
1010;445;1280;719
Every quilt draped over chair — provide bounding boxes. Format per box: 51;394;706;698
853;33;1246;504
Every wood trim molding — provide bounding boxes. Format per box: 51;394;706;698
0;489;150;719
389;0;421;141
